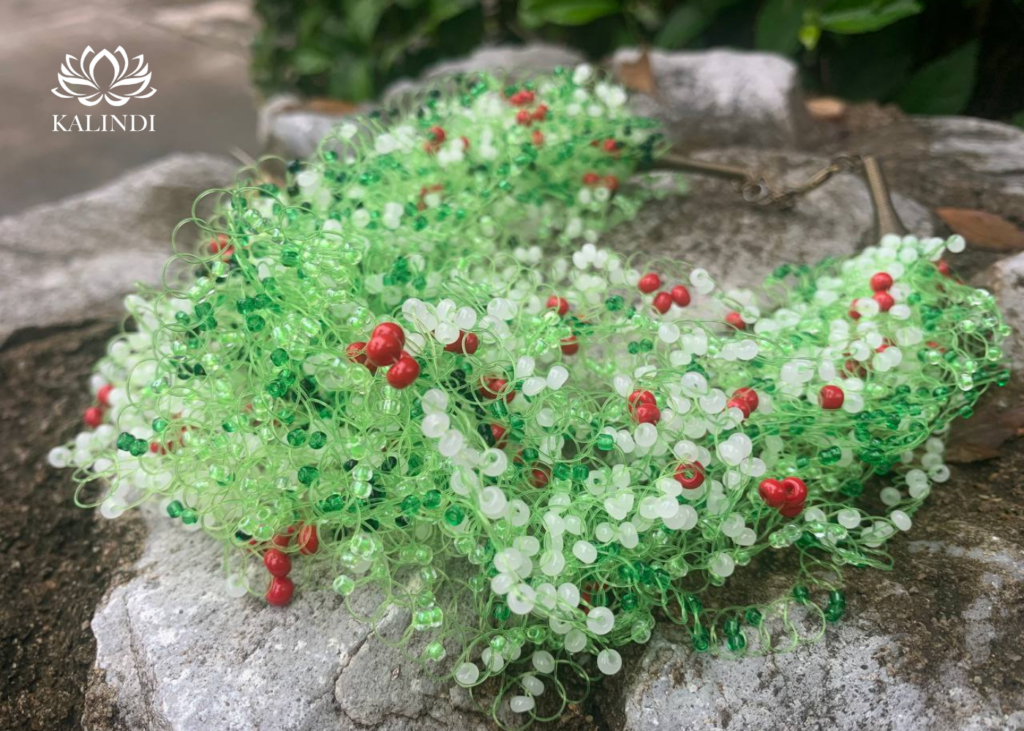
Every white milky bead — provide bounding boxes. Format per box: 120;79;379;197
837;508;861;529
421;413;450;438
454;306;477;329
537;408;556;427
880;487;902;506
47;446;72;468
516;356;536;378
547;366;569;390
532;650;556;673
596;522;616;542
479;486;508;518
721;513;744;537
564;629;587;652
522;674;545;696
507;583;537;614
510;695;536;714
929;464;950;482
557;582;580;608
491;572;514;595
573;540;598;563
618;522;639;549
891;510;912;531
421;389;448;413
481;449;508;477
225;574;248;598
612;374;633;398
946;234;966;253
456;662;480;686
523;377;546;397
709;552;735;578
658;322;680;343
736;528;757;546
438;429;464;457
586;607;615;635
663;504;697;530
435;321;459;344
634;423;658;448
597;649;623;675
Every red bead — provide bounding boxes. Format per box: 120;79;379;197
516;110;532;126
670;285;691;307
582;172;600;186
96;383;114;407
266;576;294;606
733;387;759;411
819;385;845;410
602;138;618;153
444;331;478;355
529;466;550;488
638;273;661;294
674;461;705;489
758;478;786;508
652;292;672;314
603;175;619;191
561;336;579;356
531;130;544;146
628;390;656;409
873;291;894;312
365;334;403;367
546;296;569;316
533;104;548;120
263;548;291;577
726;398;751;418
372;322;405;346
271;527;294;548
480;377;514;402
83;406;104;428
936;259;951;277
490;424;508;448
208;233;230;254
725;311;746;330
298;524;319;555
386;355;420;389
779;501;805;518
634;403;660;424
870;272;893;291
782;477;807;505
428;125;446;144
346;341;368;364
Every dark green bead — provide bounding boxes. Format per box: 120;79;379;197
116;432;135;451
246;314;266;332
744;608;763;626
180;509;198;525
444;506;465;526
270;348;289;366
792;585;810;603
309;431;327;449
152;418;169;434
423;490;442;508
128;439;148;457
286;428;306;447
297;465;319;485
727;632;746;652
166;500;184;518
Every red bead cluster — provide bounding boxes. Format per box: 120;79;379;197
262;524;319;606
758;477;808;518
581;172;619;191
638;272;692;315
628;389;660;424
509;89;548;127
83;383;114;427
347;323;420;389
479;376;515;402
851;270;896;319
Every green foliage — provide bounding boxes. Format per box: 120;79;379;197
252;0;1007;118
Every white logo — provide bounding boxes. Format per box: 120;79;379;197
52;46;156;107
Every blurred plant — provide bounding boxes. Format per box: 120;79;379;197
252;0;1024;121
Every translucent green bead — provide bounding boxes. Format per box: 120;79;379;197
166;500;184;518
286;428;306;447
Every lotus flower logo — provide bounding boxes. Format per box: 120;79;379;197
52;46;156;106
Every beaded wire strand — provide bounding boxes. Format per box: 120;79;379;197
51;68;1009;728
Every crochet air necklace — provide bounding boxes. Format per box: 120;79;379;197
51;67;1009;726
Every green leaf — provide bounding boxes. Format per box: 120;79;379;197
655;5;711;49
755;0;805;55
897;42;979;115
293;49;332;75
517;0;620;27
345;0;389;44
820;0;922;34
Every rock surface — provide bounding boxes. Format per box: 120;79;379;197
611;48;813;150
20;47;1018;731
0;154;238;343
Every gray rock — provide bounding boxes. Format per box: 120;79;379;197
88;507;486;731
611;48;813;149
917;117;1024;193
0;153;237;343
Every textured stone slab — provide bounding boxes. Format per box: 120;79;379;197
0;153;237;343
88;508;486;731
611;48;813;149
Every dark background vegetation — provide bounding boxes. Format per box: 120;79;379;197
252;0;1024;122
